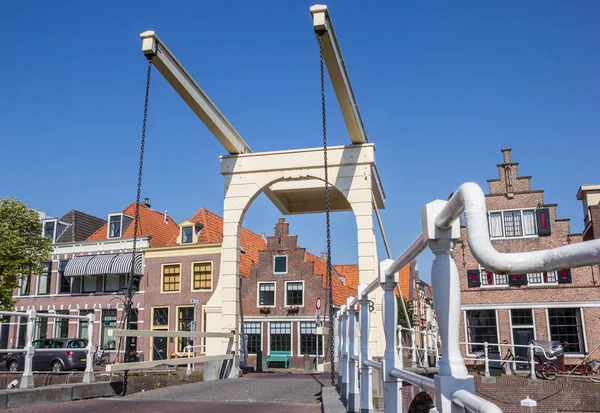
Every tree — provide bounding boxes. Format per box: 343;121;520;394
0;198;53;310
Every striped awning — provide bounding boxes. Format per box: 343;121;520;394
64;253;143;277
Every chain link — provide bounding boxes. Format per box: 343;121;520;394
121;58;152;396
318;33;335;387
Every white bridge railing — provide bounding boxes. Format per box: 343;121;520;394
336;182;600;413
0;309;96;389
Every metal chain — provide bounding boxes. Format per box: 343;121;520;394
121;57;152;396
318;33;335;387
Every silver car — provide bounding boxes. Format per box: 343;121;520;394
6;338;88;372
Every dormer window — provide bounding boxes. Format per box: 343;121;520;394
182;226;193;244
43;220;56;240
108;214;122;238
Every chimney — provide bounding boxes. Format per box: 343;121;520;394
163;210;168;223
320;252;328;261
260;232;267;243
278;218;285;224
141;197;151;208
501;148;512;163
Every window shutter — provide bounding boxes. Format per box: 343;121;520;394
467;270;480;287
557;269;572;284
536;208;551;236
509;274;527;286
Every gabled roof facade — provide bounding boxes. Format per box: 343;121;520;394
87;202;179;247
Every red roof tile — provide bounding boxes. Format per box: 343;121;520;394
178;208;267;277
333;264;359;290
86;203;179;247
306;253;357;306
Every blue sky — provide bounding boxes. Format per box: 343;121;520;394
1;1;599;282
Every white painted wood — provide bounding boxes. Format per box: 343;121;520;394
110;329;234;338
105;354;234;372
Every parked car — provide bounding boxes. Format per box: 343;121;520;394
6;338;88;372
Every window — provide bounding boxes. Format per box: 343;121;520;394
177;307;194;352
101;309;117;350
78;310;94;340
104;274;120;292
270;322;291;352
192;263;212;290
258;282;275;306
479;269;508;286
43;220;56;240
274;256;288;274
108;214;122;238
58;260;70;294
17;317;27;348
488;209;537;239
162;264;180;292
511;309;533;326
548;308;585;353
34;311;48;340
82;275;96;293
466;310;498;353
153;307;169;327
182;226;193;244
244;322;261;355
528;271;558;284
54;310;69;338
19;274;31;296
37;262;51;295
286;282;303;306
300;321;323;356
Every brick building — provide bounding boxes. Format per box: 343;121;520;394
577;184;600;242
457;149;600;364
142;208;265;361
8;201;179;362
241;218;357;370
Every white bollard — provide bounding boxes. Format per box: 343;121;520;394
358;285;374;413
20;309;36;389
521;396;537;413
381;259;401;413
83;312;96;383
187;345;192;376
347;299;359;412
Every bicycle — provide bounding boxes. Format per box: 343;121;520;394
93;348;110;367
540;341;600;382
473;341;530;378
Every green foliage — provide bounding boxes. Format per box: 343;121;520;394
397;297;416;340
0;198;53;310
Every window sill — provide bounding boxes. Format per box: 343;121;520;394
490;235;539;241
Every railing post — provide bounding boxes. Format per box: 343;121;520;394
187;344;192;376
433;329;440;366
83;313;96;383
411;329;418;368
381;259;401;413
358;284;374;413
529;343;536;380
20;309;36;389
397;327;404;365
347;298;359;412
423;200;474;413
340;305;348;402
484;342;490;377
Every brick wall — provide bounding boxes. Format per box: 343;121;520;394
456;148;600;361
242;219;329;369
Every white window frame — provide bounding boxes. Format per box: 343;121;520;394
244;321;263;355
257;282;276;308
487;208;538;240
297;321;324;357
42;219;57;242
267;321;292;355
273;255;288;274
284;280;304;307
527;271;558;286
107;213;123;239
545;307;587;356
477;266;509;288
463;309;500;357
81;275;97;294
181;226;194;244
37;262;52;295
